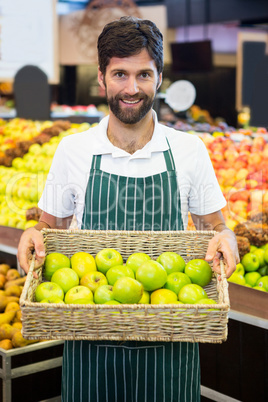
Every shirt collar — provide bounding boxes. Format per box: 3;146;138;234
91;110;169;159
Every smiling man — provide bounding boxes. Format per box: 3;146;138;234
18;16;239;401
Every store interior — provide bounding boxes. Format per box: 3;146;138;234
0;1;268;401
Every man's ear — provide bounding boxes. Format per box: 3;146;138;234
98;67;106;90
157;73;163;90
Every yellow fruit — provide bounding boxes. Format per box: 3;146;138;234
71;252;96;279
4;301;20;313
0;264;10;275
12;331;38;348
0;323;19;340
0;295;20;312
6;269;21;281
0;310;17;326
5;285;22;297
0;339;13;350
150;289;178;304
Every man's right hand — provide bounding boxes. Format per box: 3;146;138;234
17;227;46;277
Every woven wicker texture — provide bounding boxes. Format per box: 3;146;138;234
20;230;230;343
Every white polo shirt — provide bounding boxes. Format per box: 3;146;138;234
38;112;226;229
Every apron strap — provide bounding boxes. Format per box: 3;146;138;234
91;154;101;170
163;138;176;171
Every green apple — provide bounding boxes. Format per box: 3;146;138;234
126;253;151;275
138;290;150;304
35;282;64;302
178;284;208;304
250;245;258;253
104;300;121;305
260;243;268;250
164;272;191;295
64;285;93;304
235;263;245;275
184;259;212;287
40;296;65;304
51;267;79;293
94;285;114;304
113;277;143;304
253;286;267;292
256;275;268;291
241;253;260;272
195;298;218;313
264;248;268;265
258;265;268;276
44;252;71;281
95;248;123;275
106;265;135;286
156;252;185;275
80;271;108;293
252;248;266;268
150;288;178;304
136;260;167;291
228;271;246;286
195;298;217;305
69;298;95;304
70;252;96;279
244;271;261;287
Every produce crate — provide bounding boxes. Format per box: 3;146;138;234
20;229;230;343
228;282;268;320
0;340;64;402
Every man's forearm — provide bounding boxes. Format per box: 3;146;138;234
34;221;51;231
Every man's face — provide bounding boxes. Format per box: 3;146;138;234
98;49;162;124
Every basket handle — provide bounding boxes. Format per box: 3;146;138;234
219;258;226;279
218;257;230;307
19;252;36;306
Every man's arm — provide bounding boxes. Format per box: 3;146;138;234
191;210;239;278
17;211;73;276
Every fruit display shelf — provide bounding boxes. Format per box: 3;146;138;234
0;340;64;402
0;227;23;270
228;281;268;320
0;226;23;254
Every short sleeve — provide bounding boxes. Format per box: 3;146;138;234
38;139;75;218
188;137;226;215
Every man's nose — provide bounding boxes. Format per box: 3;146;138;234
125;77;139;95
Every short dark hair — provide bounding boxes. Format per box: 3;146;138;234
97;16;163;75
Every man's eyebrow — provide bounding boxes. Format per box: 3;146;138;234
110;68;155;74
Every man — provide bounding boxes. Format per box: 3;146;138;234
18;16;239;402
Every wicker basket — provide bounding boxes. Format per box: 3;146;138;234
20;229;230;343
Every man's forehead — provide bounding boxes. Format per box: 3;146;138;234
107;49;157;70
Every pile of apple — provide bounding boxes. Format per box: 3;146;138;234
0;263;39;350
34;249;218;307
228;243;268;292
200;133;268;230
0;120;91;230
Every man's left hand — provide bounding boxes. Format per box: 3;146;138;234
205;229;240;278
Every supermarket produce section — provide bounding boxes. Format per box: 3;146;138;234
0;117;267;401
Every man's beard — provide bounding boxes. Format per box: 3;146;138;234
106;91;156;124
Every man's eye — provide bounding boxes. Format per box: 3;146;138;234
141;73;149;78
116;72;125;78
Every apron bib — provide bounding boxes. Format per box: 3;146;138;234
62;144;200;402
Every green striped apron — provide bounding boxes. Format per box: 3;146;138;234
61;144;200;401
